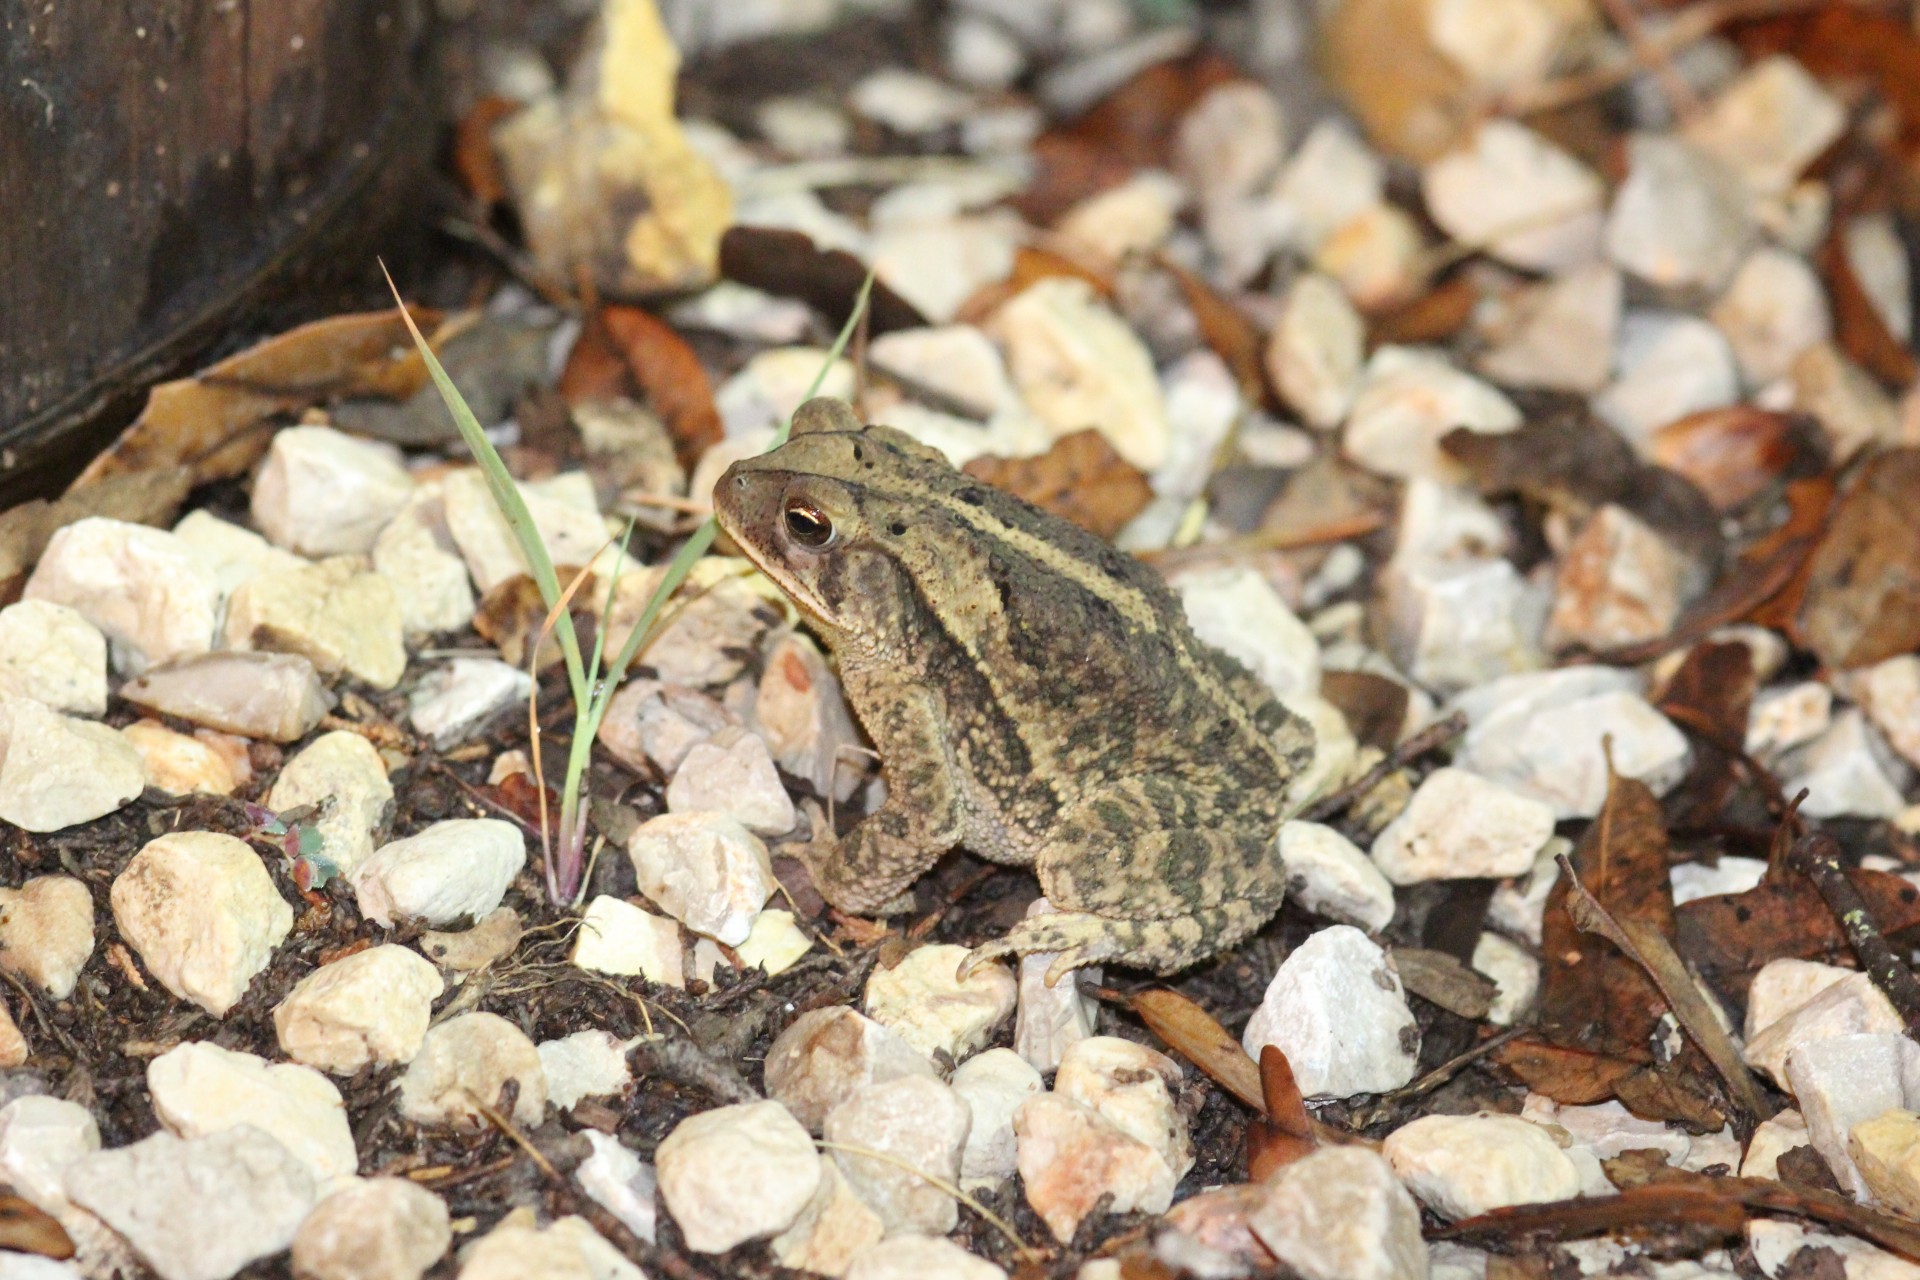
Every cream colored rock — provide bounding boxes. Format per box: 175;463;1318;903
1683;55;1846;198
0;696;144;832
1784;709;1914;821
753;630;867;802
604;558;770;687
991;276;1169;473
1174;565;1320;701
655;1100;822;1254
736;909;812;976
123;720;237;796
1794;343;1904;462
1280;820;1396;933
596;679;736;777
1849;1108;1920;1219
1384;1113;1582;1220
252;425;415;556
0;601;107;716
570;895;684;987
1595;311;1741;446
1370;768;1554;885
1054;171;1184;271
1455;688;1690;820
1272;120;1386;253
539;1030;634;1110
0;876;94;999
24;517;220;674
575;1129;657;1244
1422;120;1604;271
442;469;626;595
1267;272;1365;430
274;944;445;1074
1249;1145;1429;1280
866;943;1016;1063
665;726;796;836
1477;263;1621;395
1013;898;1101;1072
1016;1092;1179;1243
172;510;307;595
408;659;534;750
764;1006;936;1133
372;484;476;638
0;998;25;1067
824;1075;971;1236
1746;959;1854;1040
0;1094;99;1217
1314;204;1428;312
1846;655;1920;770
1710;247;1831;386
1243;925;1419;1098
1381;557;1548;695
224;556;406;690
1744;971;1903;1088
1547;505;1701;653
291;1176;451;1280
1741;1108;1810;1179
845;1236;1008;1280
1175;81;1287;201
420;908;523;973
1785;1033;1920;1201
111;831;293;1016
268;730;393;877
953;1048;1043;1191
398;1012;546;1129
1344;346;1520;484
148;1041;357;1185
120;651;332;742
770;1160;885;1278
1747;681;1834;763
352;819;526;928
625;812;774;947
457;1212;639;1280
1056;1037;1192;1181
1605;134;1754;292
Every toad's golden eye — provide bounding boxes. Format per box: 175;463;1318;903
783;502;835;548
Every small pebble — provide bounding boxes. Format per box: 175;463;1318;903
666;726;797;836
0;601;107;716
408;659;534;751
251;424;415;556
538;1030;634;1110
570;895;685;987
0;876;93;999
1369;768;1555;885
865;943;1016;1063
352;819;527;928
398;1012;546;1130
1249;1145;1428;1280
625;812;775;947
147;1041;357;1186
291;1177;451;1280
119;651;332;743
764;1006;936;1133
655;1100;822;1254
266;730;393;877
823;1075;971;1236
1242;925;1419;1098
273;944;445;1074
24;517;220;675
1383;1113;1583;1219
0;696;145;833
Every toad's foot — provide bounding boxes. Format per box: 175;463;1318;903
959;898;1280;986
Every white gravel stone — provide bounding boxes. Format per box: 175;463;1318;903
408;658;534;751
734;908;813;977
1056;1037;1192;1181
1605;134;1755;292
1783;708;1914;821
457;1213;639;1280
1381;556;1548;694
1845;656;1920;770
764;1006;936;1133
1747;1218;1918;1280
398;1011;546;1129
1710;247;1832;386
570;895;685;987
1847;213;1913;344
1248;1144;1429;1280
252;425;415;557
625;812;774;947
824;1075;971;1236
1393;478;1512;567
1423;120;1604;271
0;1095;98;1218
1055;171;1185;271
0;695;143;833
120;651;332;742
770;1160;883;1277
1015;1091;1181;1243
846;1235;1007;1280
1013;898;1101;1072
122;720;238;796
225;556;406;689
0;876;91;1001
1595;311;1742;446
1547;505;1701;653
1173;565;1320;701
868;325;1022;421
576;1130;658;1244
1741;1108;1810;1179
171;510;305;596
538;1030;634;1110
372;484;477;638
1267;272;1366;430
1785;1033;1920;1201
1344;346;1521;484
1242;925;1419;1098
1176;82;1287;202
1671;856;1768;905
1270;120;1385;254
866;942;1016;1063
1478;263;1622;395
1521;1094;1716;1173
1795;343;1905;462
1457;688;1691;819
63;1126;316;1280
0;601;107;716
991;276;1170;473
1747;681;1834;762
1371;768;1555;884
754;631;866;802
273;944;445;1074
607;559;771;687
1315;204;1428;313
1280;820;1397;932
655;1099;822;1254
945;15;1024;90
352;819;526;928
111;831;293;1017
666;726;796;835
291;1176;451;1280
1746;960;1855;1040
1489;841;1566;947
1472;932;1539;1026
441;469;625;596
1384;1113;1583;1220
147;1041;356;1186
1745;971;1903;1088
849;67;972;134
597;679;736;778
24;517;220;674
1683;55;1846;197
952;1048;1042;1191
267;730;393;878
872;211;1023;326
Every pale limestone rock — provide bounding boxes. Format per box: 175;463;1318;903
171;510;306;596
849;67;972;133
1056;1037;1192;1182
123;720;237;796
845;1236;1007;1280
1477;263;1621;395
1846;655;1920;770
625;812;773;947
666;726;796;835
273;944;445;1074
770;1160;884;1278
764;1006;936;1133
597;679;735;777
991;276;1169;473
441;469;625;595
1521;1094;1720;1173
224;555;406;690
1344;346;1520;484
1154;351;1244;504
1793;343;1902;463
538;1030;634;1110
1280;820;1396;932
268;730;393;877
1746;681;1834;762
1248;1145;1429;1280
1393;477;1513;567
1271;119;1385;253
1422;121;1603;271
715;350;857;441
1267;272;1365;430
420;907;523;973
0;876;92;1000
1786;1033;1920;1200
1783;708;1914;821
1710;247;1831;385
0;1095;98;1216
1455;688;1691;819
1747;1218;1920;1280
373;484;477;638
252;425;415;556
0;696;142;833
1448;665;1642;737
655;1100;822;1253
0;1001;25;1068
946;13;1024;90
1314;204;1428;312
871;213;1022;325
1057;171;1186;273
1683;55;1846;197
1242;925;1419;1098
111;831;293;1017
824;1075;970;1236
1847;213;1913;344
120;651;332;742
1548;504;1702;652
1175;82;1287;202
735;908;812;976
868;326;1022;421
0;601;106;716
1594;311;1741;446
63;1127;316;1280
1605;134;1754;292
1370;768;1554;884
147;1041;356;1186
1471;932;1539;1026
1488;841;1566;947
1173;565;1320;700
1014;898;1101;1072
1741;1108;1810;1179
1849;1108;1920;1219
399;1012;545;1129
408;658;534;750
1671;856;1767;905
952;1048;1042;1191
603;558;769;687
576;1130;657;1244
757;95;854;156
1745;959;1855;1040
352;819;526;928
1745;971;1903;1088
1016;1092;1179;1243
456;1212;639;1280
291;1176;451;1280
1381;557;1548;694
866;943;1016;1063
570;895;684;987
24;517;219;674
1384;1114;1582;1219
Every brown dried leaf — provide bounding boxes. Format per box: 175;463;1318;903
1655;640;1761;829
1392;946;1497;1019
1825;227;1920;388
1795;448;1920;670
561;306;725;471
1247;1046;1318;1180
955;246;1114;327
718;226;926;334
0;1194;74;1260
1161;257;1268;406
1369;275;1480;348
1318;670;1410;753
962;430;1152;540
472;570;594;671
1741;10;1920;165
1493;1040;1641;1105
455;96;523;207
0;467;192;602
1676;869;1920;1001
1129;988;1264;1114
1649;408;1828;514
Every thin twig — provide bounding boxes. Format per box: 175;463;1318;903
465;1089;562;1182
1786;829;1920;1041
1301;712;1468;824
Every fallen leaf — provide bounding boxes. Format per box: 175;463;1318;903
955;245;1114;326
1655;641;1763;829
1246;1045;1318;1180
1318;670;1410;752
1130;988;1264;1114
1369;275;1480;348
454;96;523;207
963;430;1153;540
0;1194;74;1259
1649;407;1828;514
1824;224;1920;388
1676;868;1920;1000
473;570;596;671
1391;946;1497;1020
1161;256;1269;406
1794;448;1920;669
1493;1040;1640;1105
0;467;192;602
483;771;556;829
718;225;927;334
561;306;724;470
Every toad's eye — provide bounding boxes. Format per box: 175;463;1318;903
783;502;835;548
